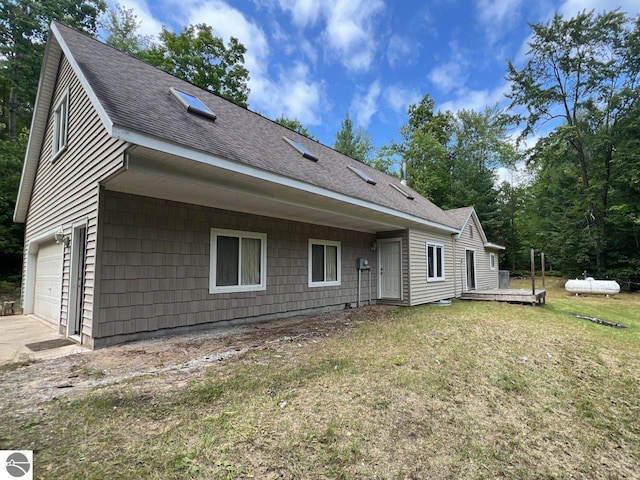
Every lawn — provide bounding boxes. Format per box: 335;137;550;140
1;278;639;479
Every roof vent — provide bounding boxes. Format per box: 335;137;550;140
170;87;217;121
390;183;415;200
347;165;376;185
283;136;318;162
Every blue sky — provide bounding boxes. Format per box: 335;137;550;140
108;0;640;152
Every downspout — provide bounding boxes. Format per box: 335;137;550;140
452;233;457;298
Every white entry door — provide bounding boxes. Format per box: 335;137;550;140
379;240;401;299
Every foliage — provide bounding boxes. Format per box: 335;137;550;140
0;133;26;275
383;95;516;244
142;24;250;108
333;113;375;163
275;115;316;140
0;0;105;277
99;3;151;55
0;0;106;141
507;9;640;273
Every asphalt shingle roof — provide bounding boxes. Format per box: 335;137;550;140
55;22;459;230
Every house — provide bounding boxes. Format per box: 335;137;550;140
14;22;504;348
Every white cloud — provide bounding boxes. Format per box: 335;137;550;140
559;0;640;17
386;35;414;67
475;0;524;45
438;82;510;113
428;61;468;95
324;0;385;71
276;0;323;27
114;0;164;37
476;0;523;26
383;85;421;115
351;80;382;128
276;0;385;72
428;43;471;94
254;62;325;125
180;1;324;122
183;1;270;81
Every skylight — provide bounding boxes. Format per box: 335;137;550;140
170;87;217;121
390;183;415;200
347;165;376;185
283;136;319;162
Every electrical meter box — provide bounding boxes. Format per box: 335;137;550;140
357;258;370;270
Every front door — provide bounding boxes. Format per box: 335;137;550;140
379;240;401;299
466;249;476;291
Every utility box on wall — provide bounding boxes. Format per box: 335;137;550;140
357;258;370;270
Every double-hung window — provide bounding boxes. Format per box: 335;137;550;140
210;229;267;293
308;239;341;287
52;90;69;160
427;243;445;282
490;253;496;270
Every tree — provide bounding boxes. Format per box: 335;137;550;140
275;116;316;140
0;133;27;275
0;0;105;278
0;0;106;141
381;94;453;200
333;113;375;163
143;24;250;108
99;3;151;55
506;9;640;272
448;108;518;239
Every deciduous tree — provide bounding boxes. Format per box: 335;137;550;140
507;9;640;272
143;24;250;108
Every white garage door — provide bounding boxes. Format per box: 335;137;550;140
33;240;63;322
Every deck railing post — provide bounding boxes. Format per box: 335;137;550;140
530;248;536;295
541;252;546;288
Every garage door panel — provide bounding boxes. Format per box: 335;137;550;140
34;241;63;322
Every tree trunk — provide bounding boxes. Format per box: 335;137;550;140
9;86;17;142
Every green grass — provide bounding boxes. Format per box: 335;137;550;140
1;279;639;479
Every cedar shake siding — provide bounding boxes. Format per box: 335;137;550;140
21;55;127;338
94;191;377;346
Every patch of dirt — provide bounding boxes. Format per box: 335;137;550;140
1;305;395;413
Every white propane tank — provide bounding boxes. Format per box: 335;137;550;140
565;277;620;295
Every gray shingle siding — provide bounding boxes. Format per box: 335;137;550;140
95;191;377;342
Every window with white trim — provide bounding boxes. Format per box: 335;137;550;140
210;229;267;293
490;253;496;270
52;90;69;160
308;239;341;287
427;243;445;282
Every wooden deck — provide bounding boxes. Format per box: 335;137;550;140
460;288;546;305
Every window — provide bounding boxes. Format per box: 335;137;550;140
390;183;415;200
52;90;69;159
490;253;496;270
210;229;266;293
283;136;319;162
470;225;474;238
170;87;217;121
308;239;341;287
347;165;376;185
427;243;445;282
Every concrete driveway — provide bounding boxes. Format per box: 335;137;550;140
0;315;87;364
